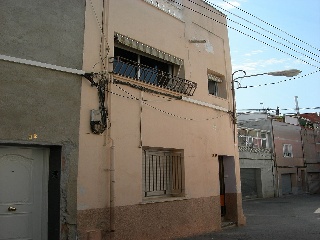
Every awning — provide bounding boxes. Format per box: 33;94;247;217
208;73;223;82
115;33;184;65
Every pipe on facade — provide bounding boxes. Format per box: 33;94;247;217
109;138;115;235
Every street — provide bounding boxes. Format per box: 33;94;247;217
180;194;320;240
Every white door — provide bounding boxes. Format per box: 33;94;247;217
0;147;48;240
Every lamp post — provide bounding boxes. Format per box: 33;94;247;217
231;69;301;141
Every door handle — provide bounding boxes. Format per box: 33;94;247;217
8;206;17;212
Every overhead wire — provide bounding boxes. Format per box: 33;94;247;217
184;0;320;68
220;0;320;52
200;0;320;59
112;83;228;122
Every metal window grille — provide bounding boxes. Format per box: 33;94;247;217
143;149;184;197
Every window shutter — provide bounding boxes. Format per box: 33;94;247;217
115;33;184;65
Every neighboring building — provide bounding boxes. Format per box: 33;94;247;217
272;116;305;195
0;0;245;240
238;113;305;198
299;113;320;194
238;126;274;198
0;0;85;239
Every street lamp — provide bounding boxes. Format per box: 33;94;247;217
231;69;301;141
232;69;302;89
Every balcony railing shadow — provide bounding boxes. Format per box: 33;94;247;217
110;56;197;96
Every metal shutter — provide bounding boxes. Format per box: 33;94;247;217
281;174;292;195
240;168;258;199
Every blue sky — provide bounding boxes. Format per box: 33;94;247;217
206;0;320;114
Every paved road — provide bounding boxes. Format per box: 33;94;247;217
180;194;320;240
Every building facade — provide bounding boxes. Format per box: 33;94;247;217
238;126;274;198
238;113;306;198
300;113;320;194
0;0;245;239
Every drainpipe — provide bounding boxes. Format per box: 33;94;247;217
110;138;115;236
108;72;115;237
100;0;114;236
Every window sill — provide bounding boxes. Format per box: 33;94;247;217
140;196;189;204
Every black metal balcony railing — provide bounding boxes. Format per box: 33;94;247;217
111;56;197;96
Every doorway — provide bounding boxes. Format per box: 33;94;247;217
0;147;48;239
218;156;226;216
0;145;61;240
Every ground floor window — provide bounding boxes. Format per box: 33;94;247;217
142;148;184;198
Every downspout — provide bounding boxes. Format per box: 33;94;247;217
108;73;115;237
100;0;115;236
109;137;115;236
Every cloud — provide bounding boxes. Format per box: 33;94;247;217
219;1;241;10
207;0;242;10
232;57;293;73
244;50;264;57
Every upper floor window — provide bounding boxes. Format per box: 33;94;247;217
207;72;227;98
112;33;197;96
208;74;221;96
283;144;293;157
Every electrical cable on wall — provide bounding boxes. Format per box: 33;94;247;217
84;72;108;134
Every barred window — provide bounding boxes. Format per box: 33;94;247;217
142;148;184;198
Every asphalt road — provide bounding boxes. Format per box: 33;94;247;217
180;194;320;240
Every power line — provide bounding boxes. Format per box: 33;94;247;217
200;0;320;59
112;84;229;121
220;0;320;52
186;0;320;67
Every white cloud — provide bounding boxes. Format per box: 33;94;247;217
219;1;241;10
207;0;242;10
232;57;293;73
244;49;264;57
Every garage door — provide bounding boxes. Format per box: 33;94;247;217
308;173;320;194
282;174;292;195
240;168;258;198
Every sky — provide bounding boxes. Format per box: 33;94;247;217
206;0;320;115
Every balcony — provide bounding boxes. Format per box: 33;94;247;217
110;56;197;96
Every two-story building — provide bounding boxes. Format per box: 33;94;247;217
237;126;274;198
0;0;245;239
299;113;320;194
238;113;305;198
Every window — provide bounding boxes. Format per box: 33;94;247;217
114;47;172;82
142;148;184;198
207;73;226;98
113;46;197;96
208;74;222;96
283;144;293;157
